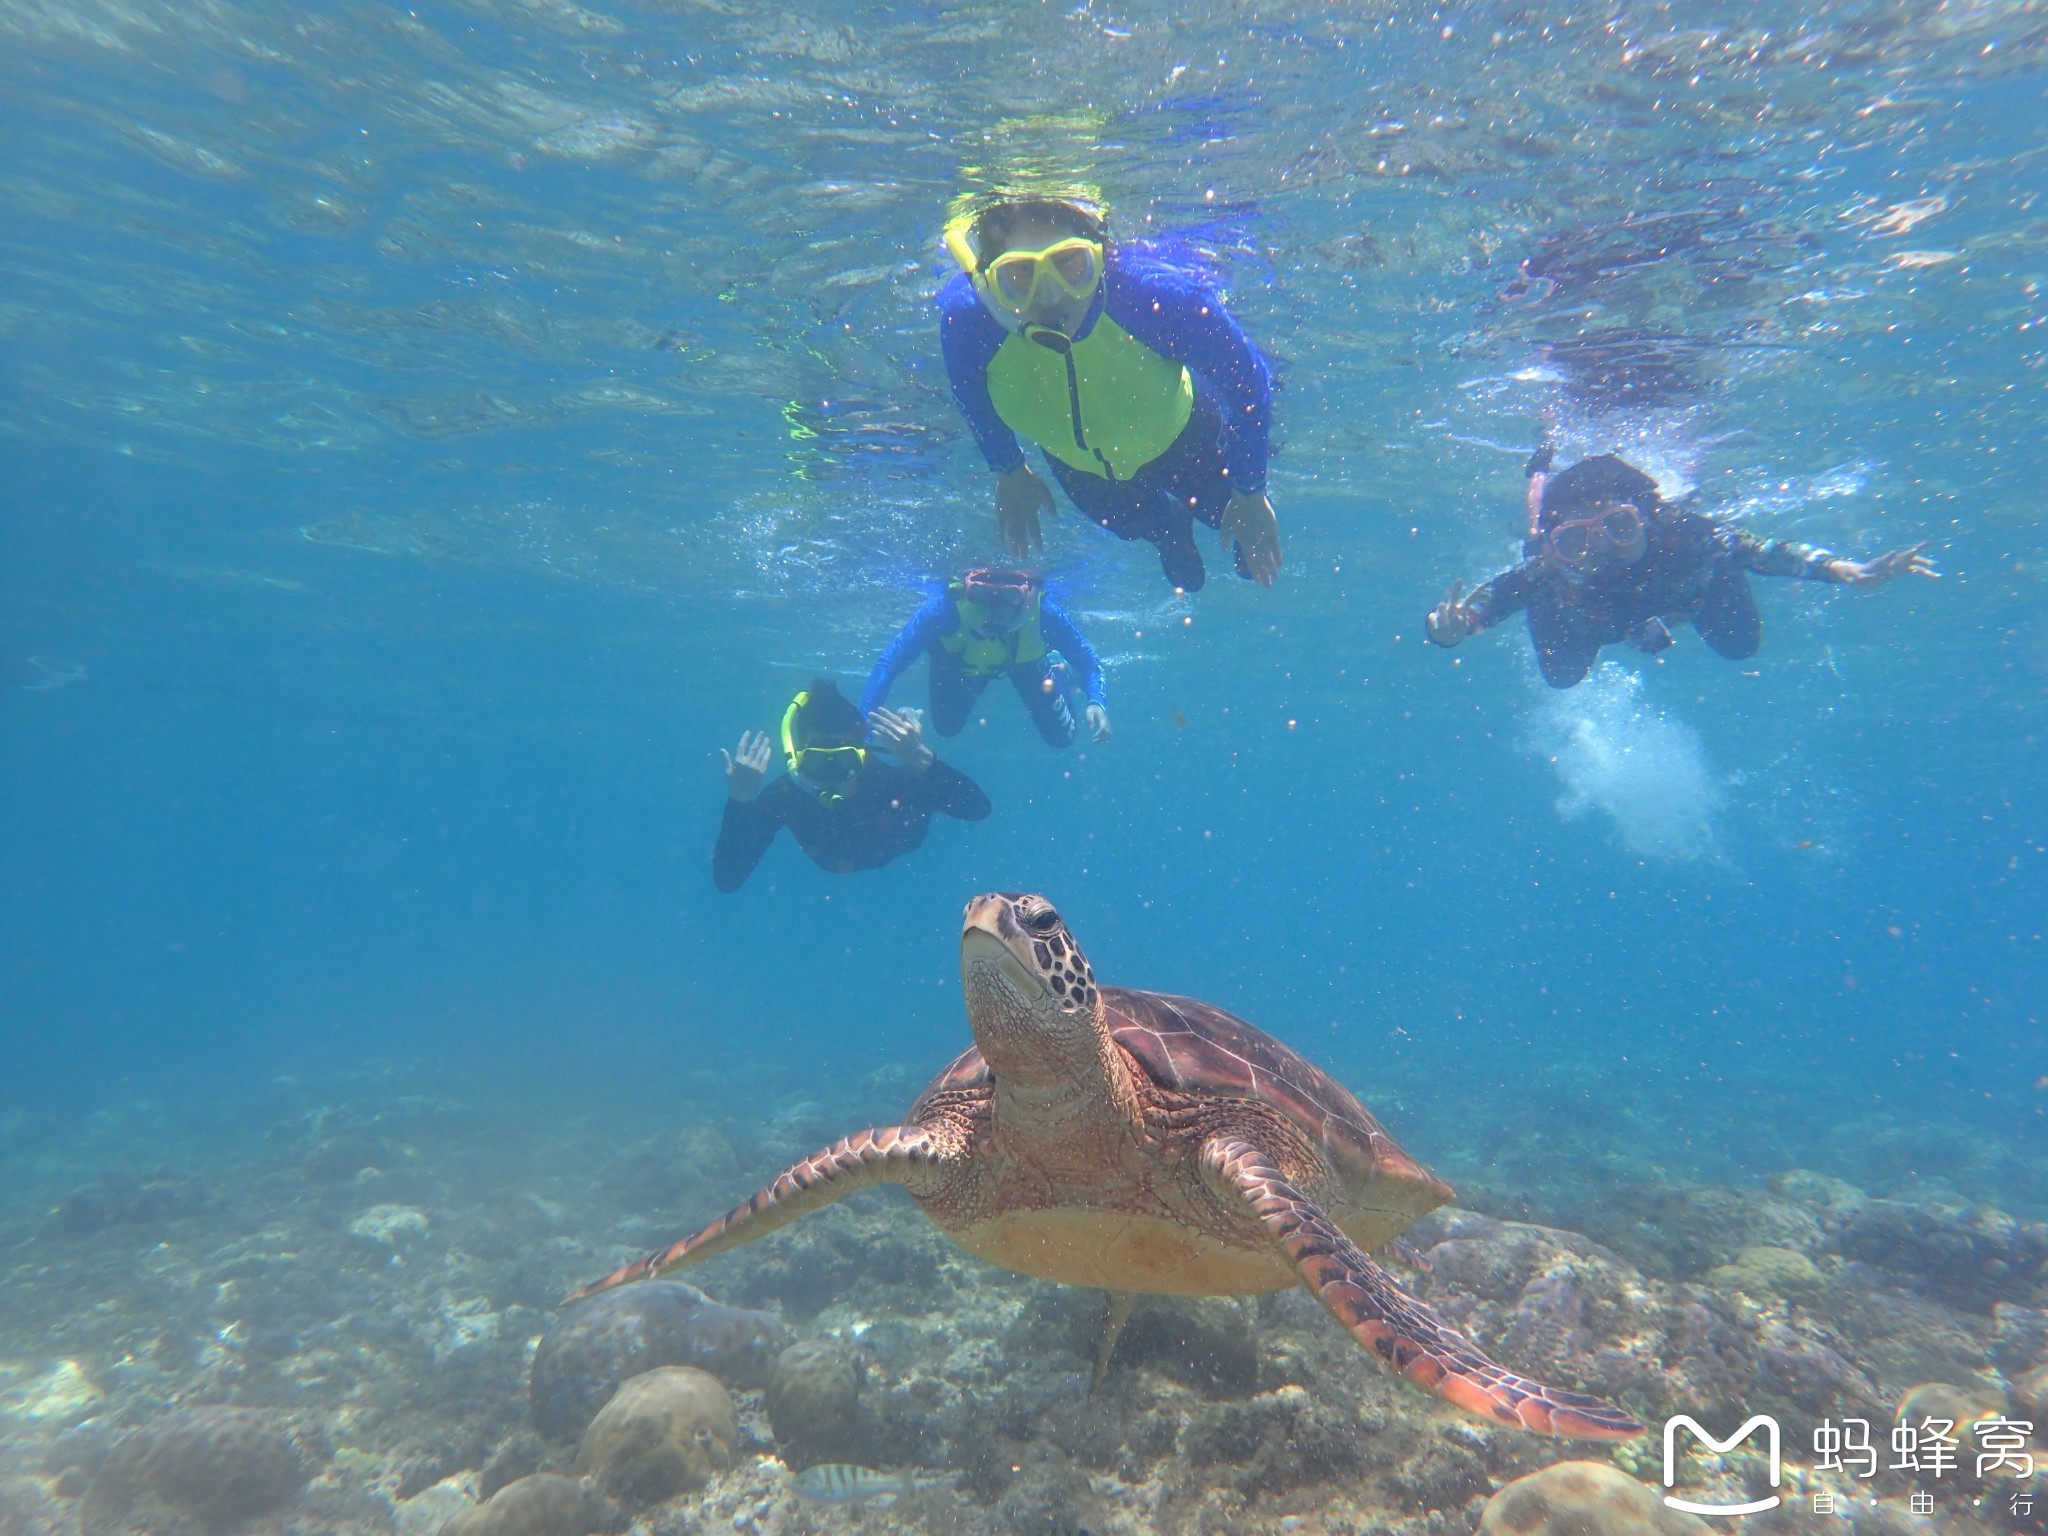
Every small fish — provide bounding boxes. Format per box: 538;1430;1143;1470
789;1463;920;1505
1173;710;1188;728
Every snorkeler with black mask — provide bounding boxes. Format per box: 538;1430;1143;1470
1426;452;1937;689
712;681;990;892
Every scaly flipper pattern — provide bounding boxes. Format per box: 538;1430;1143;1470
564;1125;958;1304
1200;1136;1641;1441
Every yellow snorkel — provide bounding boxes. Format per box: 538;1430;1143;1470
779;691;810;774
780;690;865;804
944;216;982;277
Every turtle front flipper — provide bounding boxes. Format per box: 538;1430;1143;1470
564;1124;963;1305
1200;1137;1641;1442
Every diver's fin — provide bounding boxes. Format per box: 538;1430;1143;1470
1199;1136;1641;1442
564;1124;961;1304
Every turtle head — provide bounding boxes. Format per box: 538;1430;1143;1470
961;893;1100;1046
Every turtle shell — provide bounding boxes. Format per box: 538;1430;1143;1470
919;986;1453;1238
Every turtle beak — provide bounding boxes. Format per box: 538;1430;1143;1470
962;894;1047;1000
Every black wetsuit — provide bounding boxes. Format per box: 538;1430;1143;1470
712;759;990;892
1461;509;1842;688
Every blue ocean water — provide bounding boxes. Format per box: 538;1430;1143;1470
2;1;2044;1528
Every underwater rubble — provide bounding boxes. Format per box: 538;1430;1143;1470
0;1080;2042;1536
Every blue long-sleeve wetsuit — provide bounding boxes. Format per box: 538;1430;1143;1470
861;593;1105;749
861;593;1106;715
939;247;1272;591
937;248;1272;488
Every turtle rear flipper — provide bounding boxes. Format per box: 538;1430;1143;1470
1200;1137;1642;1442
564;1124;964;1305
1092;1291;1138;1393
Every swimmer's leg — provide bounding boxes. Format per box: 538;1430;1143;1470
929;654;989;736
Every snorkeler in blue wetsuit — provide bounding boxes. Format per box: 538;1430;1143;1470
860;568;1110;749
938;193;1281;592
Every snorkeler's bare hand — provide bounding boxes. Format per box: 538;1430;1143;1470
1085;703;1111;743
1222;492;1281;587
868;707;935;772
1426;582;1473;647
996;464;1054;558
723;730;773;802
1832;542;1940;588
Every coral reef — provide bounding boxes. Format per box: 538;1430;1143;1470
1113;1297;1262;1398
1477;1460;1711;1535
5;1062;2044;1536
529;1280;789;1439
350;1204;431;1249
764;1338;862;1463
438;1474;594;1536
476;1431;550;1500
1417;1206;1887;1426
1707;1245;1825;1299
596;1126;739;1215
0;1476;71;1536
2013;1361;2048;1416
1893;1379;2007;1427
1834;1194;2048;1311
575;1366;735;1504
40;1174;208;1240
85;1406;306;1528
0;1361;101;1426
299;1132;394;1185
706;1204;950;1322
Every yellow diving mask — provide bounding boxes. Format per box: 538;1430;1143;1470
780;691;865;802
948;223;1104;315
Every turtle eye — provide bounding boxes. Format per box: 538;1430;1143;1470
1024;905;1062;935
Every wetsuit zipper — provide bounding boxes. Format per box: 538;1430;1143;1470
1030;326;1119;481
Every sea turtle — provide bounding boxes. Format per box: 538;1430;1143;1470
569;893;1640;1440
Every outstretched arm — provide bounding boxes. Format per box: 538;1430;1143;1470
938;277;1027;474
712;774;789;893
1726;527;1939;587
1040;597;1111;740
919;759;992;821
1826;541;1940;588
867;711;991;820
1039;598;1106;708
1427;562;1536;646
861;595;956;719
